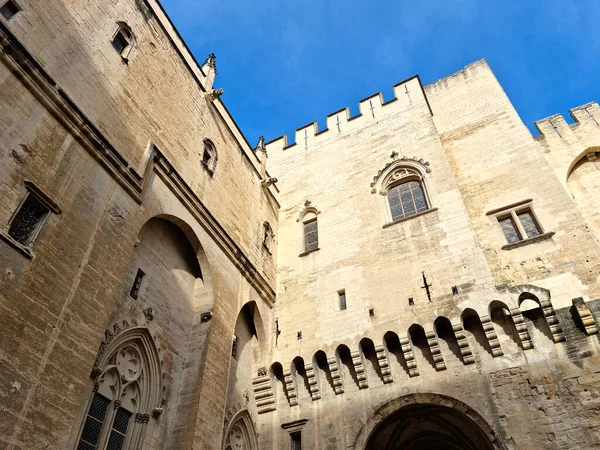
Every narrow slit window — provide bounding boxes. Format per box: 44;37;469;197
303;218;318;252
129;268;145;300
0;0;20;20
201;139;218;175
338;291;347;311
290;431;302;450
8;193;50;246
78;393;110;450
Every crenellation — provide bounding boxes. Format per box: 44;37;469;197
264;75;429;158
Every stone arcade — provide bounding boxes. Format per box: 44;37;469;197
1;1;600;449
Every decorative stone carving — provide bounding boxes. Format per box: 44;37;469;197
222;410;259;450
370;156;432;193
452;323;475;365
152;407;163;418
509;308;534;349
205;88;224;102
297;202;321;222
135;413;150;424
399;336;419;377
327;357;344;395
351;350;369;389
251;374;276;414
480;315;504;357
425;330;446;371
257;367;267;377
282;369;298;407
143;307;154;323
304;363;321;400
374;345;393;384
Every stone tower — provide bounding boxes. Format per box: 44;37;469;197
0;1;599;449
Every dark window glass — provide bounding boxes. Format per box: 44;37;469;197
78;394;110;450
498;216;522;243
338;291;347;310
8;194;49;245
387;180;428;222
303;218;318;252
517;210;541;238
112;32;129;55
106;408;131;450
0;1;20;20
129;268;145;300
291;431;302;450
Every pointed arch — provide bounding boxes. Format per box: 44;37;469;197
77;326;163;450
223;409;259;450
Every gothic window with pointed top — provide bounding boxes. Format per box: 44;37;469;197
384;168;429;222
201;139;218;176
76;329;162;450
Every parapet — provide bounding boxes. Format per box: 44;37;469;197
265;75;431;154
534;101;599;139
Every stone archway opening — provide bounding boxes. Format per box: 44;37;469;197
356;394;504;450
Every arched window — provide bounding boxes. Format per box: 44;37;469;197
201;139;218;176
385;167;429;222
76;327;162;450
302;211;318;253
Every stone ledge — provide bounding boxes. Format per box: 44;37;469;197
382;207;439;229
299;248;320;258
501;232;555;250
0;230;34;259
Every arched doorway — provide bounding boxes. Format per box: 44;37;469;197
355;394;505;450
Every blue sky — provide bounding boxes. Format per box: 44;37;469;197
162;0;599;146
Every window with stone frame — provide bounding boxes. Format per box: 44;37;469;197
0;0;20;20
77;329;162;450
201;139;218;176
112;23;135;60
497;208;542;243
290;431;302;450
487;201;550;248
386;176;429;222
4;181;60;250
302;215;318;253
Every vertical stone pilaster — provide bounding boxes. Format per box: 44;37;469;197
399;336;419;377
425;330;446;371
351;351;369;389
480;315;504;357
283;369;298;407
510;308;534;350
304;363;321;401
572;298;598;336
252;374;276;414
327;357;344;395
540;299;566;342
453;323;475;365
374;345;393;383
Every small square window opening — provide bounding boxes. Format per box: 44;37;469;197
112;25;133;59
8;193;50;246
0;0;20;20
129;268;145;299
338;291;347;311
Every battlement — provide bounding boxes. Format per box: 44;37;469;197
534;101;599;138
265;75;431;153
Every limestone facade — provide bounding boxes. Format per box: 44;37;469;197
0;1;599;450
